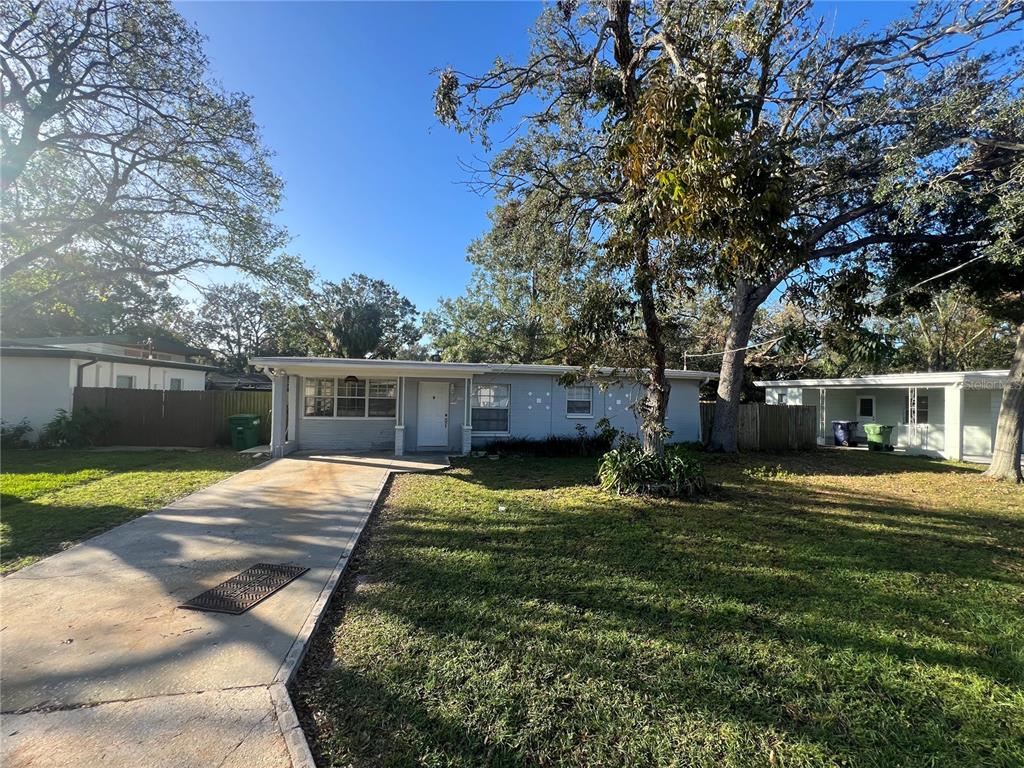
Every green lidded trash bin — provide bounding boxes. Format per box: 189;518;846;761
229;413;261;450
863;423;895;452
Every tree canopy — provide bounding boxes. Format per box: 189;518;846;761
1;0;290;316
436;0;1023;453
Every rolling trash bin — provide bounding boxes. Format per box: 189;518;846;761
831;420;859;447
863;423;895;452
229;413;261;450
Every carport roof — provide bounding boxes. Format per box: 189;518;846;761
249;356;719;380
754;369;1010;388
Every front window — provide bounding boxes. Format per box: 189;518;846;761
115;375;135;389
304;377;336;416
336;378;366;417
472;383;510;433
168;377;183;391
303;376;398;418
566;385;593;417
777;392;788;405
368;379;398;416
903;394;929;424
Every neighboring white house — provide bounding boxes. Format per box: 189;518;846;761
755;369;1013;463
1;336;214;441
250;356;717;458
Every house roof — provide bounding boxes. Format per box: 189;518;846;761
0;343;218;372
7;334;205;357
207;371;273;390
754;369;1011;389
249;356;719;381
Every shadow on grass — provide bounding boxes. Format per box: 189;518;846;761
296;455;1024;768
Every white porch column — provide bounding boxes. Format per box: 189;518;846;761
461;376;473;455
943;384;964;461
394;376;405;456
286;374;299;449
270;370;288;458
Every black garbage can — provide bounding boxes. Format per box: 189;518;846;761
229;413;261;450
832;420;859;447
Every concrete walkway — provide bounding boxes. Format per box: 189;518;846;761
0;452;448;768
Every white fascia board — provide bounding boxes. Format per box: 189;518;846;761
250;356;719;381
250;357;485;377
754;369;1010;389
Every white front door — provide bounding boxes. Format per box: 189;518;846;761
417;381;449;448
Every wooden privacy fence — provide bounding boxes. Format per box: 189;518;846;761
73;388;272;447
700;403;817;451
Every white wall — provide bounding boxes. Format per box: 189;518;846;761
0;357;75;440
85;361;204;390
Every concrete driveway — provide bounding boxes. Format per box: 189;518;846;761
0;452;447;768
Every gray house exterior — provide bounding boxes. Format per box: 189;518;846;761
755;369;1012;463
250;357;716;457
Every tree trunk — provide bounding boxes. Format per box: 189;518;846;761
633;237;669;456
708;278;771;452
982;320;1024;483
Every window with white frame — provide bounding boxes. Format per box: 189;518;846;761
302;377;398;418
566;385;593;417
368;379;398;416
168;377;183;391
857;396;875;420
336;377;366;417
304;377;336;416
471;383;510;433
777;392;788;405
115;374;135;389
903;394;929;424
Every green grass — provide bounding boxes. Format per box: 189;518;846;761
1;449;257;572
296;450;1024;768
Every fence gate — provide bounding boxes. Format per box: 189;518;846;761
73;388;272;447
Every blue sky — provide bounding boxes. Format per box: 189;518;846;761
175;1;914;314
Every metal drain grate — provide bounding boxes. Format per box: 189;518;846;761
179;563;309;615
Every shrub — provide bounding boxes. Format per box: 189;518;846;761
483;419;618;458
40;408;115;448
1;419;33;448
598;444;707;498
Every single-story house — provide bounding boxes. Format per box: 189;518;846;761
250;357;717;457
755;369;1013;463
1;336;215;440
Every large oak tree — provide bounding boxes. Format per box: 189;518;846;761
437;0;1022;453
1;0;289;316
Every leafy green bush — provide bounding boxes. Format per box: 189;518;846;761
598;444;707;497
1;419;33;448
40;408;115;448
483;419;619;458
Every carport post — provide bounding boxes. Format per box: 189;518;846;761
943;384;964;461
270;371;288;458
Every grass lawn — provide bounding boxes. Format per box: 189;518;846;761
1;448;257;573
296;450;1023;768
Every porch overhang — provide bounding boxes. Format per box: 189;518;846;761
754;369;1009;390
